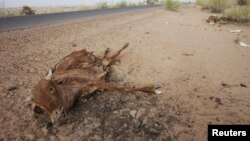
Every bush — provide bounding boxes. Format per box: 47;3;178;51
113;1;128;8
224;5;250;21
248;0;250;5
163;0;180;11
209;0;236;13
196;0;210;10
0;9;5;17
196;0;236;12
147;0;160;5
78;5;92;11
96;1;109;9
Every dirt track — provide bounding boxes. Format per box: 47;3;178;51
0;4;250;141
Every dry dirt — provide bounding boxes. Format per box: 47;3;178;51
0;4;250;141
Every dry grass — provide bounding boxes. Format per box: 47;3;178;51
78;5;93;11
209;0;236;13
96;1;109;9
196;0;236;12
113;1;128;8
196;0;250;22
163;0;180;11
224;5;250;21
0;8;21;17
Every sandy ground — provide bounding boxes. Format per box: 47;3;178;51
0;4;250;141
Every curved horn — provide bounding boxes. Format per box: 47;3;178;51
45;69;53;80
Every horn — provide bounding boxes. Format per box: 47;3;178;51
45;69;53;80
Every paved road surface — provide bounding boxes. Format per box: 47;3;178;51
0;5;160;32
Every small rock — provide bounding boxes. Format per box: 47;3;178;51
158;112;165;117
221;83;229;87
153;122;161;129
27;68;35;73
155;89;162;95
25;134;35;140
7;85;17;91
176;111;181;116
147;127;161;135
135;108;147;120
215;98;223;105
42;127;48;135
71;43;77;47
235;37;240;43
202;76;206;79
240;83;247;88
46;122;53;129
133;119;141;129
209;96;214;100
145;32;150;34
120;95;130;103
130;110;137;118
110;73;124;82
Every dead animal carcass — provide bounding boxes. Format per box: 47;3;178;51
206;15;220;24
21;6;35;15
29;43;159;123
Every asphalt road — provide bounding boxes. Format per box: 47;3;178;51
0;5;160;32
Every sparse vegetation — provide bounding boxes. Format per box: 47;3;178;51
224;5;250;21
196;0;210;10
196;0;250;22
78;5;93;11
113;1;128;8
0;8;21;17
208;0;236;13
163;0;180;11
136;2;146;6
147;0;160;5
48;7;63;13
0;0;158;17
96;1;109;9
196;0;236;12
0;8;5;16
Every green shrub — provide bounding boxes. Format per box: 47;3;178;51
163;0;180;11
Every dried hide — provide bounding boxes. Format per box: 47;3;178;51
30;43;158;123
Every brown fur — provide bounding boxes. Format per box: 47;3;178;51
206;15;220;23
31;43;156;123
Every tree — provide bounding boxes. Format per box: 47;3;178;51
238;0;246;5
147;0;159;5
